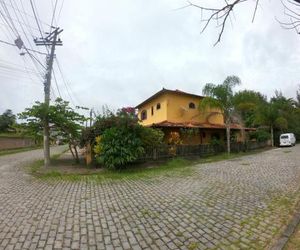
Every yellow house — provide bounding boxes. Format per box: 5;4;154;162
136;88;248;145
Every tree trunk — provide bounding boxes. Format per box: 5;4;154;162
226;119;231;154
73;144;79;163
270;125;274;147
69;143;75;159
43;123;50;167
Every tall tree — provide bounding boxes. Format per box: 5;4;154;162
19;98;87;164
295;85;300;108
233;90;267;127
0;109;16;132
200;75;241;154
254;91;294;147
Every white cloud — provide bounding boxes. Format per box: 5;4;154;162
0;0;299;116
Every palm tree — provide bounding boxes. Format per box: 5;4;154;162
200;75;241;154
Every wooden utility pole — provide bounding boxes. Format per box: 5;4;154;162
34;27;63;167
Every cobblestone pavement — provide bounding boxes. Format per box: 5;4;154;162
1;145;300;249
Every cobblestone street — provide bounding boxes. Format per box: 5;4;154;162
0;145;300;249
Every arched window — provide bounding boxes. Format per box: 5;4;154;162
141;110;147;120
189;102;196;109
156;103;161;110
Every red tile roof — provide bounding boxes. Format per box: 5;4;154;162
149;120;256;131
135;88;204;109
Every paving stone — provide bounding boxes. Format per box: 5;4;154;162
0;146;300;249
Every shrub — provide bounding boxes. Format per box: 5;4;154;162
90;109;165;169
249;130;270;142
139;127;164;148
210;137;223;146
95;126;144;169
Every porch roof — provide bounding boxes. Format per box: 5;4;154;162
149;120;256;131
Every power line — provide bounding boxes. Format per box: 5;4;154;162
52;68;62;98
8;0;39;55
0;23;46;70
0;1;46;76
0;0;19;36
0;63;42;76
50;0;58;33
0;58;41;71
0;7;17;37
17;0;45;57
0;69;41;83
1;0;51;28
56;0;64;24
0;8;42;34
29;0;47;50
55;57;81;106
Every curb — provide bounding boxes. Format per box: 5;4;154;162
271;211;300;250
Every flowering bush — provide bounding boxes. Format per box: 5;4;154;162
88;108;164;169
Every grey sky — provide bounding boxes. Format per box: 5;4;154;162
0;0;299;116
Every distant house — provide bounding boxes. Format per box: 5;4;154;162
136;88;252;145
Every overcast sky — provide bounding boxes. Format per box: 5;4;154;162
0;0;300;116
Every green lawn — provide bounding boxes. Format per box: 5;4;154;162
28;148;270;182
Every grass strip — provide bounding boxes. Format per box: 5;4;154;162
28;147;270;182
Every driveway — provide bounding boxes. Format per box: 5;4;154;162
0;145;300;249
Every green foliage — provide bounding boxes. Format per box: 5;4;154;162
0;109;16;132
139;127;164;148
201;75;241;118
81;107;138;147
233;90;266;127
95;126;144;169
90;108;164;169
210;137;223;146
296;85;300;108
249;130;270;142
254;91;299;146
200;75;241;153
19;98;87;162
275;117;288;131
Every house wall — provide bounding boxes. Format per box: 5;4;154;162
137;92;224;126
165;92;224;125
137;95;168;126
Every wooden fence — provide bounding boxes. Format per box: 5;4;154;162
138;141;268;161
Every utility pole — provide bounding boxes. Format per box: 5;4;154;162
89;108;94;127
34;27;63;167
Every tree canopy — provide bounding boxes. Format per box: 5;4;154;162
200;75;241;153
19;98;87;163
0;109;16;132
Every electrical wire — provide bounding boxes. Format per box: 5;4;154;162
0;8;17;38
0;63;41;76
0;0;18;35
52;68;62;99
0;38;46;55
55;57;81;106
29;0;48;53
56;0;64;24
1;0;51;28
50;0;58;32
